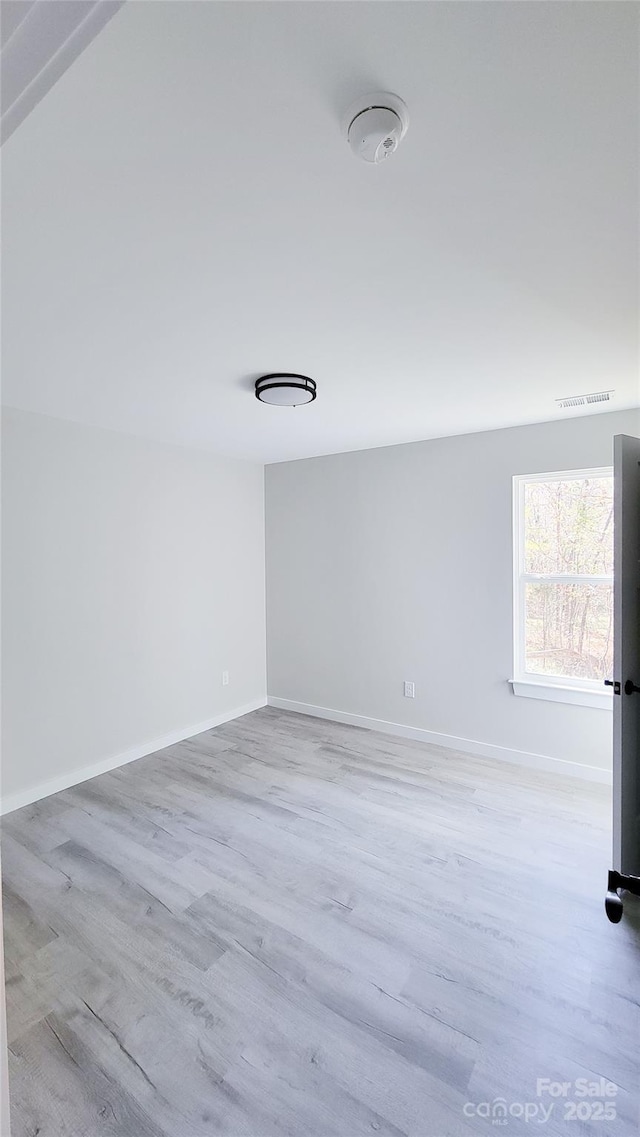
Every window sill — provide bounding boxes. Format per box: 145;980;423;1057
509;679;613;710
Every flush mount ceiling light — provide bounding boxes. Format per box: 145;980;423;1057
255;374;317;406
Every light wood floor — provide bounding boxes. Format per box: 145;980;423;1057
2;707;639;1137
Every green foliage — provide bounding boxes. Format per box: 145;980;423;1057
523;477;613;681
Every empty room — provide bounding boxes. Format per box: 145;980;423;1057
1;2;639;1135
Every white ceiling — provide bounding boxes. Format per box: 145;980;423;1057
1;1;124;143
2;1;638;463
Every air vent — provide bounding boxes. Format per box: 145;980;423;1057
585;390;613;404
556;390;613;410
557;395;586;409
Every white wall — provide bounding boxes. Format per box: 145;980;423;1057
1;408;266;810
266;409;640;776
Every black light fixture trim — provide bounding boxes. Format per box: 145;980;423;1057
255;373;317;405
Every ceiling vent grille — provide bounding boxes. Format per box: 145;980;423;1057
585;390;613;404
556;390;613;410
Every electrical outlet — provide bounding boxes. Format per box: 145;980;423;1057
222;671;229;687
404;680;415;698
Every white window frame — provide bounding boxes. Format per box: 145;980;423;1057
511;467;613;710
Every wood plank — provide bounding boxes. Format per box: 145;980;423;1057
3;707;639;1136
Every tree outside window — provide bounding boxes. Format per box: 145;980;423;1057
514;470;613;688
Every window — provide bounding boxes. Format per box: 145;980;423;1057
512;468;613;708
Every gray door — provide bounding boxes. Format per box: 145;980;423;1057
612;434;640;877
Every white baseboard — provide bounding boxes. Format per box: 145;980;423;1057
267;697;612;785
0;698;267;815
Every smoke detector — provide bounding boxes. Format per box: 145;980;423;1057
345;92;409;164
